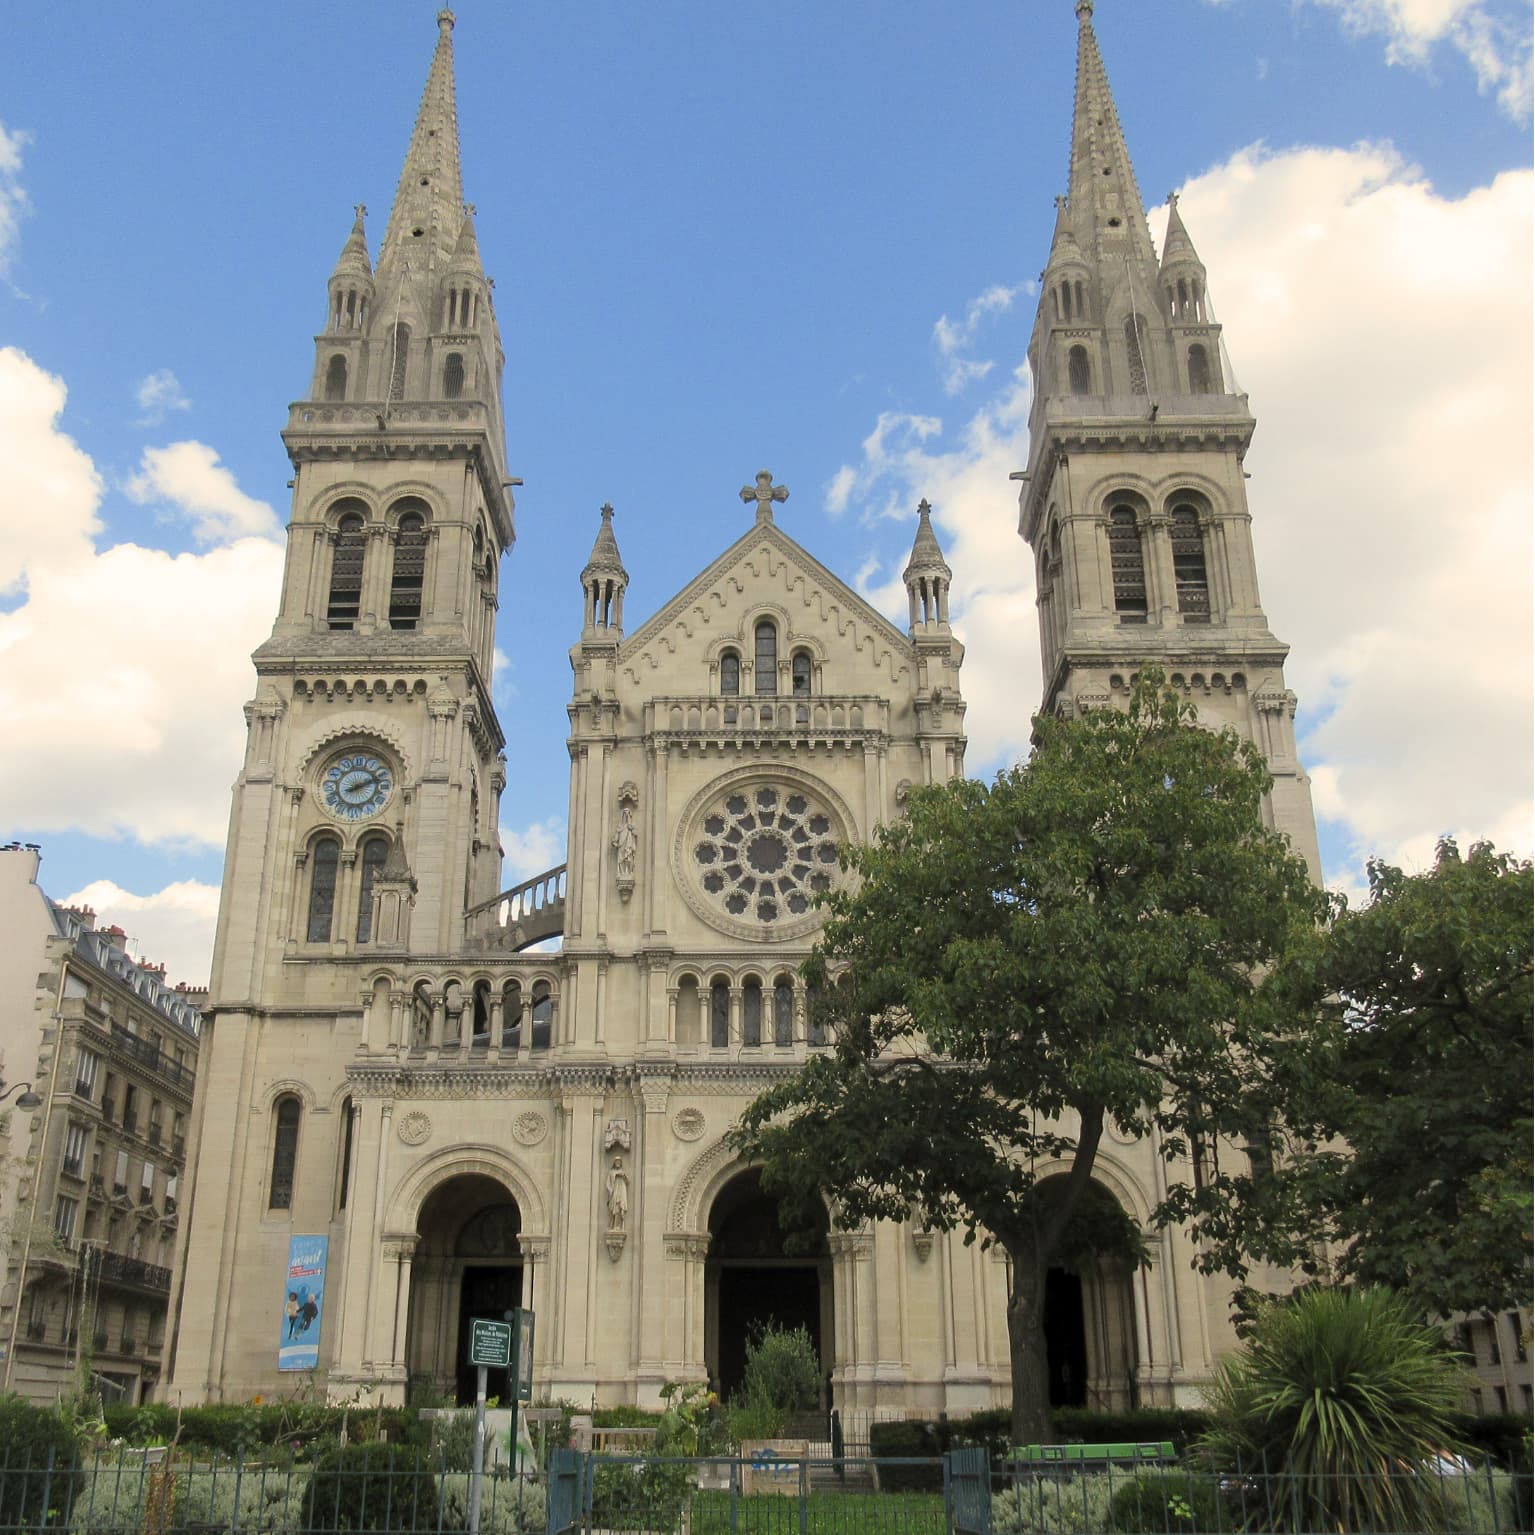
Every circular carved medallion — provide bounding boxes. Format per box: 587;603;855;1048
397;1110;432;1146
672;1108;706;1142
512;1110;548;1146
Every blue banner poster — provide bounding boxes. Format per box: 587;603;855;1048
278;1235;329;1371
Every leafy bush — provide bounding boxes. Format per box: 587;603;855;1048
100;1400;419;1454
0;1394;83;1529
1050;1408;1210;1456
1199;1286;1471;1533
741;1324;820;1415
177;1462;310;1533
993;1474;1118;1535
590;1459;692;1532
438;1469;545;1534
868;1421;944;1490
1110;1469;1229;1533
304;1441;437;1532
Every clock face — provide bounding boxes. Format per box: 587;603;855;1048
321;753;393;821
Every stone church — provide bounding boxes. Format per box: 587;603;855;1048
166;3;1320;1412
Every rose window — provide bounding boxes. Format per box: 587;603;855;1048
691;785;840;926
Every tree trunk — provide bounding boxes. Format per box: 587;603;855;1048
1005;1238;1053;1447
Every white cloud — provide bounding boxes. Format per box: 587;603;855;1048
498;817;567;884
61;878;221;989
0;121;29;282
1311;0;1531;117
824;464;857;518
0;346;286;847
933;283;1026;396
133;368;192;425
836;145;1533;884
126;440;281;544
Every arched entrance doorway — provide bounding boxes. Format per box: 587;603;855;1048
408;1174;522;1405
705;1169;831;1404
1037;1176;1140;1410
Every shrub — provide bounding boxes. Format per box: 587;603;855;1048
0;1394;83;1530
993;1473;1118;1535
1050;1408;1210;1456
1110;1469;1229;1533
868;1421;944;1490
438;1469;545;1534
590;1459;691;1532
177;1461;310;1533
1199;1286;1471;1533
304;1441;437;1532
740;1324;820;1416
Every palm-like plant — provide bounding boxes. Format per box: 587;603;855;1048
1200;1286;1471;1532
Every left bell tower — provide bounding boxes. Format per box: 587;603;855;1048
170;10;513;1401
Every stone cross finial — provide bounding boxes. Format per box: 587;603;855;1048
740;470;789;523
354;203;368;221
600;502;614;518
1167;191;1179;208
464;201;477;218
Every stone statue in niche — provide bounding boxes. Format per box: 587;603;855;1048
605;1157;629;1232
611;782;640;901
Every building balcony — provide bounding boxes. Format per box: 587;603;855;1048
641;693;891;749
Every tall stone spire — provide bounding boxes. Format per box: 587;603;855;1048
1065;0;1158;277
580;503;629;638
377;9;466;282
902;500;953;632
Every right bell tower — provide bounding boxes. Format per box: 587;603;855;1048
1018;0;1321;877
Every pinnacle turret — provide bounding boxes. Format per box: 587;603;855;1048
581;504;629;637
332;207;373;281
903;500;952;631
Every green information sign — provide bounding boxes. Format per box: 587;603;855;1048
467;1317;512;1369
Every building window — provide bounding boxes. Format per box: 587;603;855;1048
1170;504;1211;623
1124;314;1149;394
324;354;348;402
791;651;812;697
75;1048;100;1100
773;978;794;1047
710;978;730;1048
720;650;740;697
806;983;826;1048
54;1195;79;1243
121;1084;138;1135
165;1173;179;1214
389;510;428;630
337;1097;354;1212
1108;505;1148;622
307;838;340;943
754;620;778;695
355;835;389;943
742;977;762;1048
140;1159;156;1206
326;511;366;630
114;1148;129;1197
1068;344;1091;395
1485;1315;1502;1366
387;323;410;402
443;352;465;400
62;1122;89;1178
1509;1313;1526;1362
269;1096;301;1210
1187;343;1213;394
530;983;553;1051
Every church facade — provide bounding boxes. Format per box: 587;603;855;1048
167;4;1319;1413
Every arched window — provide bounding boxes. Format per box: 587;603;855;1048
306;838;340;942
675;975;700;1050
791;651;812;697
326;511;366;630
742;977;762;1048
443;352;465;400
269;1096;301;1210
388;323;410;402
355;835;389;943
502;982;523;1051
806;982;826;1049
754;621;778;696
324;354;348;402
337;1096;354;1211
710;978;730;1048
1171;503;1210;623
1107;505;1148;622
1187;344;1212;394
1068;345;1091;395
530;982;553;1051
773;978;794;1047
719;651;740;696
389;508;428;630
1123;315;1149;394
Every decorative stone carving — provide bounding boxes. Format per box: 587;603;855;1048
611;782;639;902
512;1110;548;1146
604;1117;632;1153
672;1107;706;1142
396;1110;432;1146
910;1227;935;1262
605;1157;629;1238
894;778;913;806
739;469;789;523
605;1230;627;1262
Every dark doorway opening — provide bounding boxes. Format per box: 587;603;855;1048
1044;1266;1088;1407
706;1169;830;1403
456;1263;522;1406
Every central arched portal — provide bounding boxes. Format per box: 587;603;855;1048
704;1169;832;1404
408;1173;522;1405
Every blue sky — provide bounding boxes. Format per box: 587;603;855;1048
2;1;1530;985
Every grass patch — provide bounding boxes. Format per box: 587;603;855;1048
691;1489;945;1535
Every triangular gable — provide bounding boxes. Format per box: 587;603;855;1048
619;519;912;688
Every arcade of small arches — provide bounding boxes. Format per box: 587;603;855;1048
350;972;562;1055
1058;337;1220;398
715;620;818;701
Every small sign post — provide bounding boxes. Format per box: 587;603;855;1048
466;1318;513;1535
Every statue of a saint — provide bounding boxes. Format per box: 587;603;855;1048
612;805;638;880
605;1157;629;1232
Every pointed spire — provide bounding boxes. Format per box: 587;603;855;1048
1065;0;1157;272
582;503;627;580
449;203;482;271
1045;194;1086;271
903;500;953;631
1159;191;1200;270
378;9;466;281
903;499;951;579
581;504;629;637
332;205;373;280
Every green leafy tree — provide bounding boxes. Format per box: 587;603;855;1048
1286;841;1533;1317
731;677;1328;1444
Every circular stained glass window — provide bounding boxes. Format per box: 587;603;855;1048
689;782;841;928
